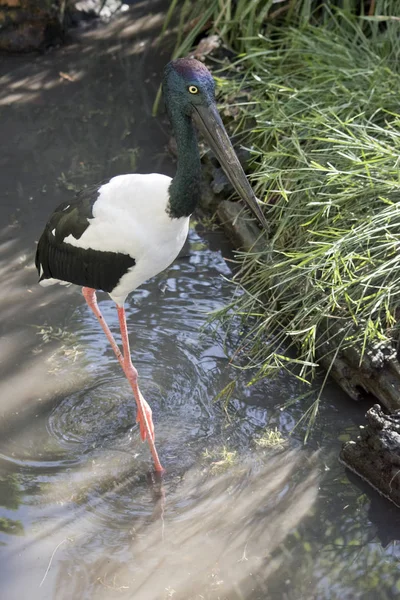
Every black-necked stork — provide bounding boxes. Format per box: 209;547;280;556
35;58;267;473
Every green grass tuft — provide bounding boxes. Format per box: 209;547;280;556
214;15;400;429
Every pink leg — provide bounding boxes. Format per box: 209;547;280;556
82;287;124;368
82;287;150;438
82;287;164;473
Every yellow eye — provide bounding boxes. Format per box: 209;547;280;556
188;85;199;94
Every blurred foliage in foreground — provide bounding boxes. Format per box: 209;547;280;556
169;1;400;424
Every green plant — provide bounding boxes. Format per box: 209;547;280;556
213;15;400;429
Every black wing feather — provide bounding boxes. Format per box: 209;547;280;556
35;185;136;293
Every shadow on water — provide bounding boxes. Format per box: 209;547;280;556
0;1;400;599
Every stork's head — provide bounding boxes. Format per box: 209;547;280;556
163;58;268;230
163;58;215;117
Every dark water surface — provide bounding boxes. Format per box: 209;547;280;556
0;2;399;599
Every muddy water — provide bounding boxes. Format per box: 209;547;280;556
0;3;400;600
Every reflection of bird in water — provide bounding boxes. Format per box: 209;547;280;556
35;58;267;472
147;471;165;532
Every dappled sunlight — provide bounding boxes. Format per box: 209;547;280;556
88;5;165;42
3;448;320;599
64;451;318;599
0;233;68;320
0;0;171;108
0;227;85;425
0;70;65;107
0;337;77;416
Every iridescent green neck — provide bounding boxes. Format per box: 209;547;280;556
167;110;202;219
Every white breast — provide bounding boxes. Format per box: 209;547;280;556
63;173;190;305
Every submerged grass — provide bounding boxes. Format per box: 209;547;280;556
255;427;286;449
202;446;238;473
172;4;400;427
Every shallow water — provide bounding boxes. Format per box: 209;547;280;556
0;2;400;599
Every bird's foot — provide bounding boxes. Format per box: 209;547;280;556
122;360;155;443
137;395;155;443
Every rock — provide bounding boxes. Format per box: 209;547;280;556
317;320;400;412
340;404;400;508
0;0;65;51
0;1;99;52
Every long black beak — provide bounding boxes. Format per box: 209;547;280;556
192;102;268;230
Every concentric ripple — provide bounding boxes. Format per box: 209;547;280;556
47;322;218;472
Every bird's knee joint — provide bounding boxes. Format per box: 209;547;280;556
124;361;138;380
